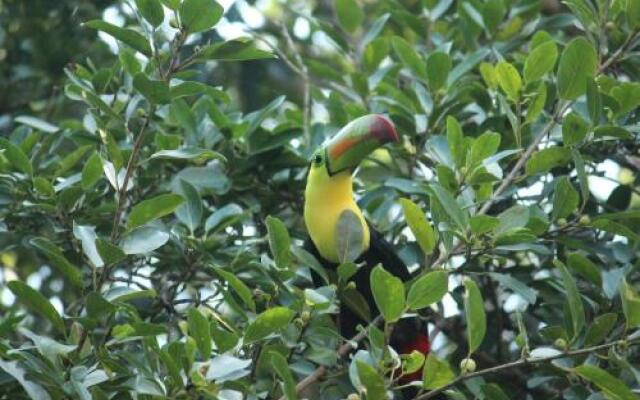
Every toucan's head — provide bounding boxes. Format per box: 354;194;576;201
309;114;399;179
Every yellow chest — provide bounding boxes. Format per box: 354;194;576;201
304;169;370;263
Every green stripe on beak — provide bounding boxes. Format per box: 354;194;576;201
324;114;399;175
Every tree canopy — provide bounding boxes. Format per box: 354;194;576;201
1;0;640;399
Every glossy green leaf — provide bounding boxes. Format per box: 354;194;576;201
621;279;640;328
30;237;83;287
464;278;486;354
584;313;617;346
524;40;558;82
552;177;579;220
562;112;589;146
525;146;572;175
554;260;585;338
269;351;298;400
179;0;223;32
495;61;522;101
407;270;448;310
447;115;465;168
557;37;597;100
400;198;437;255
197;38;274;61
356;361;386;400
392;36;427;80
135;0;164;27
175;179;202;233
574;365;638;400
188;308;212;358
127;194;184;229
8;281;65;335
422;353;455;389
133;73;171;104
214;268;256;312
370;265;406;322
425;52;451;91
84;20;152;56
0;138;33;176
266;215;291;268
430;183;469;231
567;252;601;286
244;307;294;343
334;0;364;33
81;152;103;190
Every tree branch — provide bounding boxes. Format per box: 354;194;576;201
415;337;640;400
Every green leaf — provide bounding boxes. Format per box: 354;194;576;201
30;237;83;287
479;62;498;89
96;239;126;266
495;61;522;101
392;36;427;80
446;115;465;168
334;0;364;33
481;383;510;400
552;177;579;220
593;218;640;242
584;313;617;346
104;286;157;302
198;38;274;61
14;115;59;133
84;20;152;56
179;0;224;32
628;0;640;29
430;183;469;231
470;215;499;235
0;360;52;400
362;13;390;47
586;78;602;123
621;279;640;329
574;365;639;400
55;145;92;177
0;138;33;176
464;278;486;354
133;73;171;104
148;148;226;163
81;152;103;190
557;37;598;100
425;52;451;91
562;112;589;146
370;265;406;322
399;198;437;255
594;125;633;140
482;0;506;34
337;262;359;282
487;272;538;305
269;351;298;400
122;226;170;254
567;252;601;286
214;268;256;312
266;215;291;268
175;179;202;233
356;361;386;400
8;281;65;335
335;209;365;263
402;350;425;375
422;353;455;389
188;308;212;358
469;131;501;167
135;0;164;27
407;270;448;310
244;307;294;343
205;203;245;233
127;194;184;229
525;146;571;175
572;150;590;205
523;40;558;82
554;260;585;338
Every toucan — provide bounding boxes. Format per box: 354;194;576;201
303;114;431;395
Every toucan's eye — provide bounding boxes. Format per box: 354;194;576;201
313;154;323;165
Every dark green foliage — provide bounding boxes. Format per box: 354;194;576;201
1;0;640;399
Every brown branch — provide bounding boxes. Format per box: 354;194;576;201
415;337;640;400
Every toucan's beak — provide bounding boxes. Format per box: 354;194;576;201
324;114;399;175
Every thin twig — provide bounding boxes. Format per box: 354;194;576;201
415;337;640;400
